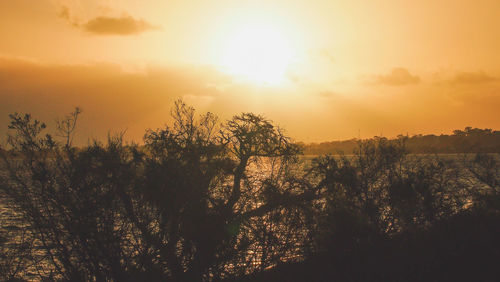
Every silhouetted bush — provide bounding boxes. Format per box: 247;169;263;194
0;103;498;281
0;102;317;281
237;139;499;282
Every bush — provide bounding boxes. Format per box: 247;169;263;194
0;101;315;281
1;102;498;281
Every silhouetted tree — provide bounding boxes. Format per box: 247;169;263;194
0;110;145;281
127;101;313;280
0;101;317;281
308;137;467;256
1;103;499;281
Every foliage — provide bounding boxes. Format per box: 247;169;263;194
0;102;313;281
0;102;498;281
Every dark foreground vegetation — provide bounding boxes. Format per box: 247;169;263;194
1;101;499;281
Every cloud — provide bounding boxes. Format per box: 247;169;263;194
57;4;159;36
371;68;420;86
450;71;497;85
1;57;499;144
58;5;80;27
82;15;159;35
58;5;70;20
0;57;231;143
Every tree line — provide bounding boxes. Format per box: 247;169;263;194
299;127;500;155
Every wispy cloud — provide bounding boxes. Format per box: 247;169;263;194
58;5;70;20
58;4;159;36
370;68;420;86
450;71;497;85
0;57;230;142
82;15;159;35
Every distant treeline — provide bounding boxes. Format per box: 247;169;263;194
299;127;500;155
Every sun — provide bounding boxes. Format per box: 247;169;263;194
218;22;296;85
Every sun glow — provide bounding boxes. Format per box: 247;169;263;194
218;22;296;85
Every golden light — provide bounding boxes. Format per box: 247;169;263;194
217;22;296;85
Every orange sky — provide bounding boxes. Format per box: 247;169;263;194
1;0;499;143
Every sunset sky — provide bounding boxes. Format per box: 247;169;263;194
1;0;499;143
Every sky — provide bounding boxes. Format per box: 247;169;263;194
1;0;499;143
